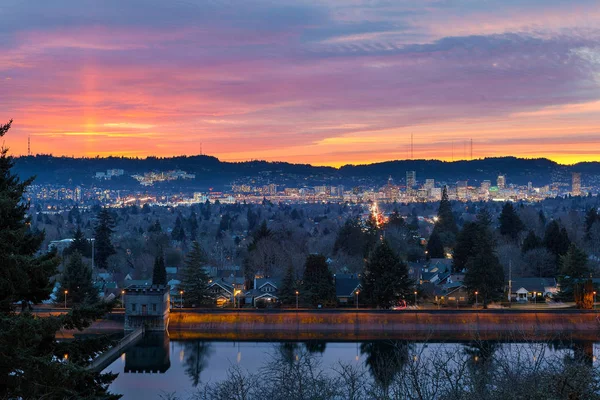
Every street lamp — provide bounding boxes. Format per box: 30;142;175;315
355;290;360;310
475;291;478;308
533;292;537;306
414;291;418;307
180;290;184;308
594;291;597;310
121;290;125;309
64;290;68;309
295;290;299;310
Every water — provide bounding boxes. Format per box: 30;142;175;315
103;334;600;399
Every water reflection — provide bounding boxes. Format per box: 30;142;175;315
106;337;600;399
124;333;170;374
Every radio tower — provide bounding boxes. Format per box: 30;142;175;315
27;135;31;156
470;138;473;160
411;133;414;159
200;142;203;156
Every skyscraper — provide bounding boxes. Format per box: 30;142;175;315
497;175;506;189
406;171;416;188
572;172;581;196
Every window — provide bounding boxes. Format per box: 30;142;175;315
152;303;157;312
131;303;136;312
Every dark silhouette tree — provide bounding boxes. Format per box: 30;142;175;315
362;241;413;308
498;202;524;240
279;264;298;306
180;241;212;306
432;186;458;247
521;230;542;254
463;210;504;308
171;216;187;242
301;254;336;307
183;341;213;387
152;254;167;285
426;231;445;258
93;207;116;270
452;221;480;272
558;244;590;302
543;220;571;264
64;226;92;258
62;251;98;305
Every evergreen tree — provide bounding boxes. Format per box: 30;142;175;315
279;264;298;305
188;209;199;239
543;220;571;258
93;207;116;270
65;226;91;257
171;216;187;242
432;186;458;247
152;254;167;285
362;241;413;308
301;254;336;307
333;217;377;258
426;231;445;259
0;120;117;398
498;202;524;240
521;230;542;254
585;208;599;240
148;219;162;233
452;222;480;272
558;244;590;301
180;242;212;306
62;251;98;305
463;216;504;308
387;209;405;228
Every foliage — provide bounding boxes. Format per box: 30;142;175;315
279;264;299;305
62;251;98;305
452;222;480;272
463;210;504;308
64;225;93;258
301;254;337;307
152;254;167;285
543;220;571;258
426;231;445;259
498;202;524;240
333;217;377;258
558;243;590;302
179;241;212;306
362;241;413;309
93;207;116;270
521;230;542;254
0;120;118;399
172;216;187;242
432;186;458;247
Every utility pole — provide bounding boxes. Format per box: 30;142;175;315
508;260;512;304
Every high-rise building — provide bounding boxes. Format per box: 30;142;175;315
424;179;435;190
481;180;491;192
497;175;506;189
406;171;416;188
572;172;581;196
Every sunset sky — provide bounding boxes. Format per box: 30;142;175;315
1;0;599;166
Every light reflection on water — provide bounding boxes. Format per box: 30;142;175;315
103;335;600;400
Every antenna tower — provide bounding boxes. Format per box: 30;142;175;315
411;133;414;159
27;135;31;156
470;138;473;160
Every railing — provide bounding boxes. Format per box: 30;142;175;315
87;325;144;372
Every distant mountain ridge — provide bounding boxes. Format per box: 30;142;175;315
12;155;598;189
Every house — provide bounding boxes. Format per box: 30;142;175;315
334;273;361;304
508;278;558;302
433;283;470;306
244;278;280;306
420;259;453;284
208;279;236;307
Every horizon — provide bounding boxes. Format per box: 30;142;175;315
3;1;600;166
12;153;595;169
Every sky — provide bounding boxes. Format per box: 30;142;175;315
1;0;599;167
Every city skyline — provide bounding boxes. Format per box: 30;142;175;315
2;1;600;166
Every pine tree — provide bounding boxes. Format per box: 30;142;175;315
362;241;413;308
426;231;445;258
279;264;298;305
452;222;480;272
171;216;187;242
180;242;212;306
152;254;167;285
432;186;458;247
93;207;116;270
62;251;98;305
585;208;599;240
301;254;337;307
558;243;590;301
0;120;117;398
498;202;524;240
463;217;504;308
65;226;91;257
543;220;571;258
521;230;542;254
